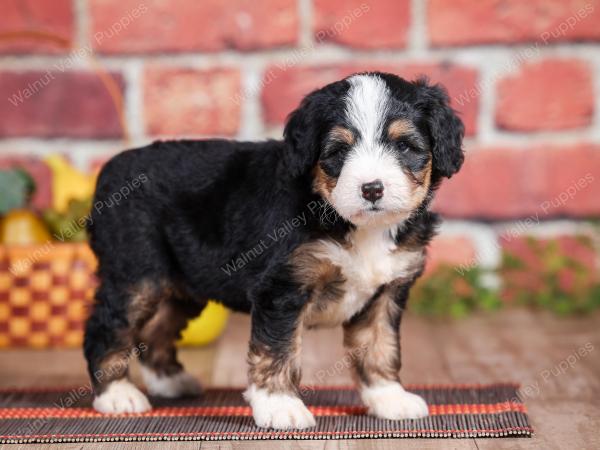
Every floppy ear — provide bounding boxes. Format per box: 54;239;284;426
417;79;465;178
282;94;322;178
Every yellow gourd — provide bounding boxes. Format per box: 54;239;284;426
0;209;52;245
179;301;229;346
44;155;97;213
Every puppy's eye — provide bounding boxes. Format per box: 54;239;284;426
323;142;349;159
395;141;411;154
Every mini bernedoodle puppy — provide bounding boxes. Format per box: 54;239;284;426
84;72;464;429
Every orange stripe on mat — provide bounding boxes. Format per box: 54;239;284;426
0;402;526;419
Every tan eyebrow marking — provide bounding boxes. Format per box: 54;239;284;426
329;126;355;145
388;119;417;140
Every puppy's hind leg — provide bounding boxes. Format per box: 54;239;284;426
137;291;206;398
84;283;151;414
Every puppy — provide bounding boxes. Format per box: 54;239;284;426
84;72;464;429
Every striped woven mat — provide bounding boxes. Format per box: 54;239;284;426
0;384;532;443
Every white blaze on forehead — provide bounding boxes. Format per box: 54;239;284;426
330;74;414;226
345;74;390;143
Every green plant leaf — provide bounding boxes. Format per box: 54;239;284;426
0;169;29;214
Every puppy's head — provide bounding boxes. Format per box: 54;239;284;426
283;72;464;227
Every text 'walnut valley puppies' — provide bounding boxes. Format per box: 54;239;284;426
84;72;464;430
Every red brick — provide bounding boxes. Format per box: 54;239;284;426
429;0;600;47
261;63;479;136
313;0;409;49
144;67;241;137
434;145;600;219
427;236;477;273
0;71;125;139
89;0;298;54
496;59;593;131
0;157;52;210
0;0;73;54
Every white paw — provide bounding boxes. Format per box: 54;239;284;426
243;384;316;430
93;379;151;414
361;381;429;420
140;366;202;398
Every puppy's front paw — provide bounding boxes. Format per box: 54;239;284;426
361;382;428;420
93;379;151;414
243;384;316;429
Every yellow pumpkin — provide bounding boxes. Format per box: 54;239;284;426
0;209;52;245
178;301;229;346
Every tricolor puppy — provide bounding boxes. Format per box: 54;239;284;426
84;72;464;429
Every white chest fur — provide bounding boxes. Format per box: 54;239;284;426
304;226;424;328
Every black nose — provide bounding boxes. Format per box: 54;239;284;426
361;180;384;203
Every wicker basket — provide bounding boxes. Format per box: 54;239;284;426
0;242;97;348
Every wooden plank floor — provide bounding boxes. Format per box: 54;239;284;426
1;309;599;449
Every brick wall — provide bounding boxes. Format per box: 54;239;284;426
1;0;599;272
